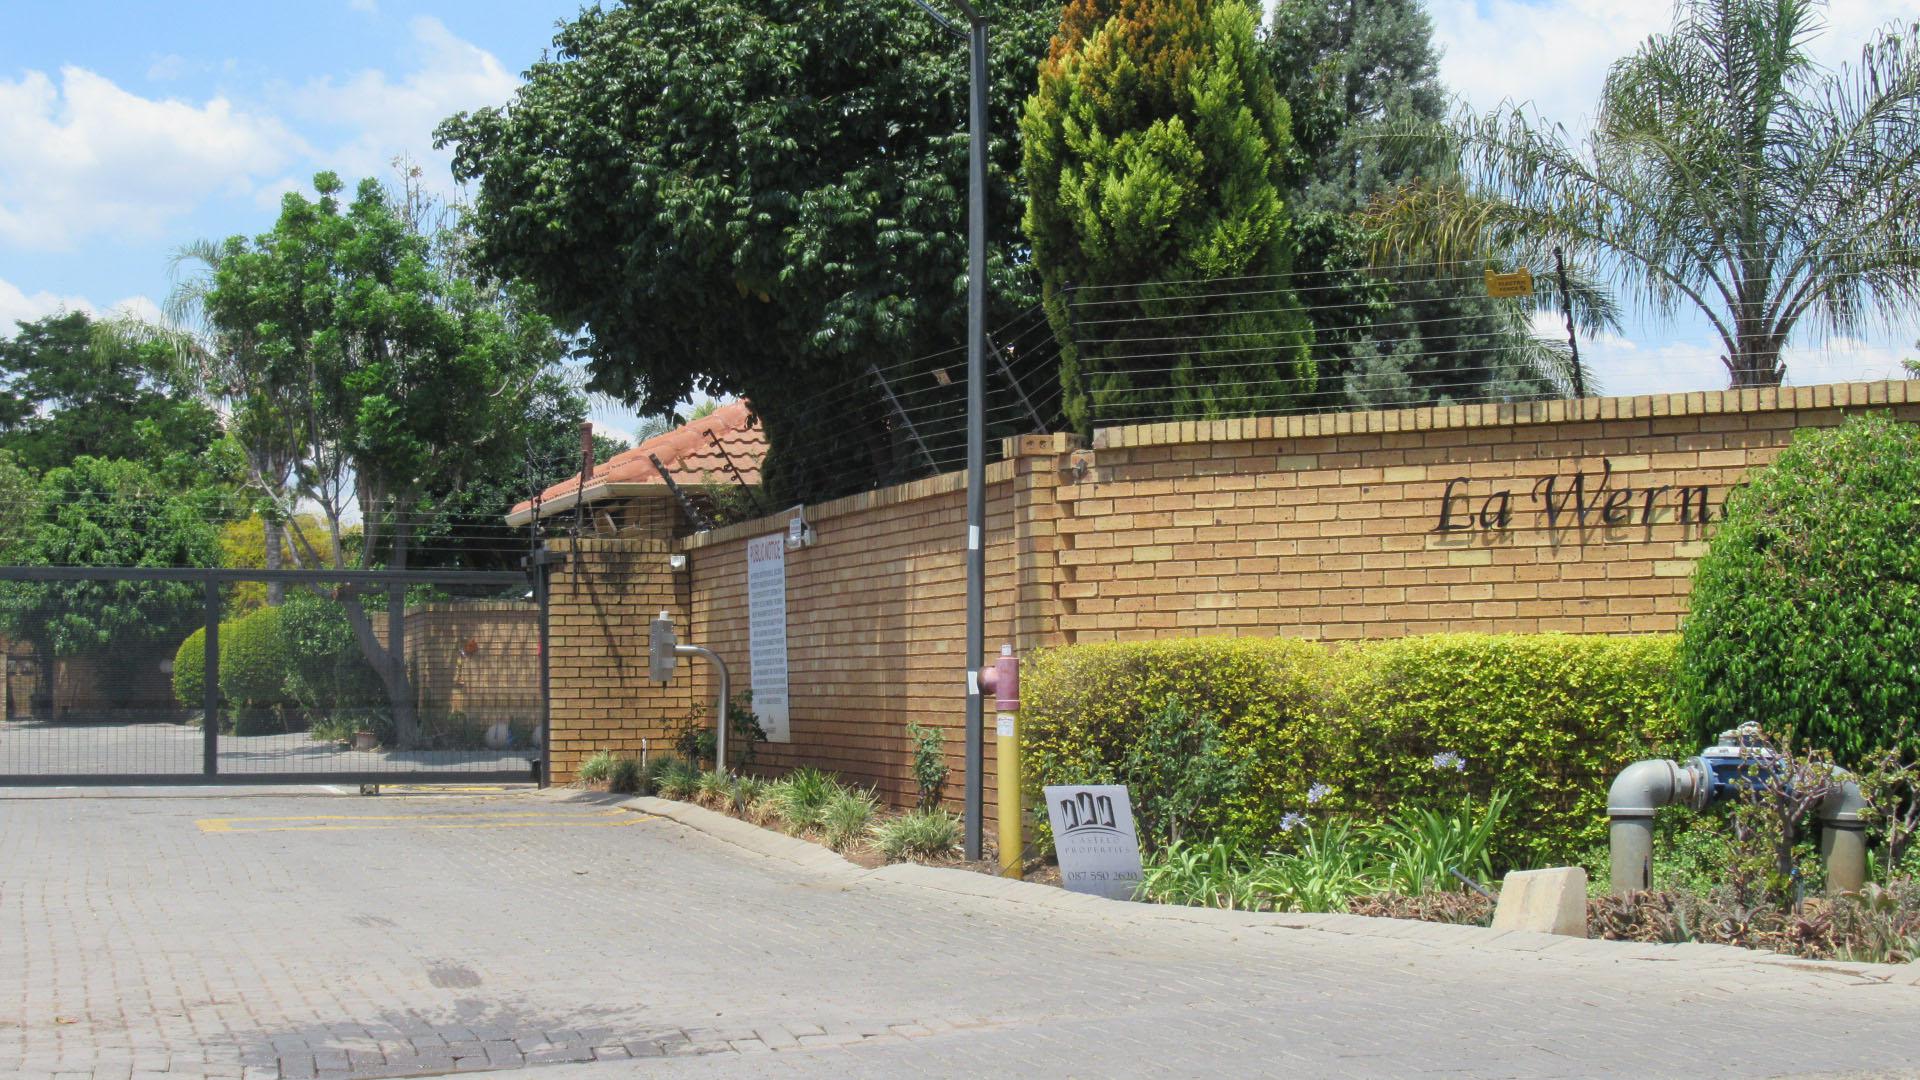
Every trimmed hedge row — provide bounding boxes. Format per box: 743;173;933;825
170;592;385;734
1021;633;1688;868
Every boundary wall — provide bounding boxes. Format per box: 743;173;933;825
546;380;1920;813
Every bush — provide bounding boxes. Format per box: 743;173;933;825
1022;633;1686;867
872;808;961;862
172;627;207;707
577;750;616;785
1022;636;1333;850
655;758;701;800
1678;413;1920;763
1321;633;1685;867
821;788;878;852
762;767;839;834
279;590;385;715
220;606;290;708
907;721;948;810
607;757;643;795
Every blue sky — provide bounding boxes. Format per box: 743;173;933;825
0;0;1913;437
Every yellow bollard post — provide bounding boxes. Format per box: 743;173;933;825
981;644;1022;878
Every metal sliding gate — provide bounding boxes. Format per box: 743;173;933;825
0;566;549;788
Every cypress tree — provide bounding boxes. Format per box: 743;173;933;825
1022;0;1317;434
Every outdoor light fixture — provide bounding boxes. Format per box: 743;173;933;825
669;553;688;571
785;506;816;551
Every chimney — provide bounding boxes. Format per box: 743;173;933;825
579;421;596;481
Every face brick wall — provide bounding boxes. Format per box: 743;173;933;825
544;538;691;781
546;381;1919;807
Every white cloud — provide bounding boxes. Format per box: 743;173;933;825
290;17;518;193
0;67;303;251
1432;0;1916;130
0;277;158;336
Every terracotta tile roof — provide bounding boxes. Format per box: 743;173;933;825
508;400;766;523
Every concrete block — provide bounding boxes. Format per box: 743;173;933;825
1491;867;1588;937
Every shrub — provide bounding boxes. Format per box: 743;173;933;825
220;606;296;735
279;590;385;716
1021;636;1333;850
172;627;207;707
694;769;735;809
577;750;616;785
1372;790;1510;895
872;808;961;862
655;758;701;800
1322;633;1686;868
907;721;948;810
1022;633;1684;867
821;789;878;852
763;767;839;833
1119;700;1247;851
672;693;767;770
607;756;643;795
1678;413;1920;763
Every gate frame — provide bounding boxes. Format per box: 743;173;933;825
0;564;550;788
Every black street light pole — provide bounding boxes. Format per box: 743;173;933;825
911;0;989;861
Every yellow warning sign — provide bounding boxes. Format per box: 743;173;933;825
1483;268;1535;298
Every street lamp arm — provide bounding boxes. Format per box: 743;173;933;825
909;0;968;38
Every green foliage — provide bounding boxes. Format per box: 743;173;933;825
1373;790;1509;894
1678;415;1920;762
607;757;644;795
0;457;222;668
278;589;385;716
1023;633;1685;865
654;758;701;801
821;789;880;853
173;627;207;708
1022;0;1316;431
694;769;736;809
1119;700;1248;850
1023;635;1331;850
577;750;617;785
872;808;962;862
907;722;949;810
1137;838;1275;909
763;767;840;834
0;311;222;474
438;0;1058;500
219;606;290;712
672;694;768;771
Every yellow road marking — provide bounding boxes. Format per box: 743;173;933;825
197;809;656;834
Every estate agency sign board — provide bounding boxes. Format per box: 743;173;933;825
1044;784;1144;901
746;533;790;742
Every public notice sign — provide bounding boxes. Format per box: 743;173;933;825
746;533;790;742
1043;784;1144;901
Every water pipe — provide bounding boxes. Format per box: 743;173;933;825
1606;727;1869;896
649;611;730;772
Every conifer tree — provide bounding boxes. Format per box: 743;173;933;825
1022;0;1317;433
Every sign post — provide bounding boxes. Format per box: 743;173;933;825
1043;784;1144;901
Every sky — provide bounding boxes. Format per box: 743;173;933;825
0;0;1914;436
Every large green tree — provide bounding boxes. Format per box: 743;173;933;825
1370;0;1920;388
1022;0;1316;432
437;0;1059;499
1267;0;1588;409
0;457;222;711
0;312;222;474
203;172;564;745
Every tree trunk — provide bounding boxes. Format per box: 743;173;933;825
263;517;285;607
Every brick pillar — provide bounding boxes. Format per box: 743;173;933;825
544;536;693;782
1003;433;1080;654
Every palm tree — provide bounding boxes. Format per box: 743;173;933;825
1369;0;1920;387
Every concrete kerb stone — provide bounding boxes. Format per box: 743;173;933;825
584;792;1918;987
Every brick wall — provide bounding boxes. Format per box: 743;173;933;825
547;380;1920;797
544;537;691;781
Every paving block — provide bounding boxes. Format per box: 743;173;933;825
1491;867;1588;937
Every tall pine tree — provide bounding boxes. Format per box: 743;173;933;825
1267;0;1576;407
1022;0;1317;433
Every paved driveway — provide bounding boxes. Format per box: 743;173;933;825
0;720;537;778
3;788;1919;1080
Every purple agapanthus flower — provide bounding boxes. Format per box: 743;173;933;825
1306;782;1331;806
1431;751;1466;773
1279;811;1307;832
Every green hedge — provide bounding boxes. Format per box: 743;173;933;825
172;626;207;708
1678;413;1920;761
1021;633;1688;868
221;605;291;711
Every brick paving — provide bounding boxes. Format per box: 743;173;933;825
3;789;1919;1080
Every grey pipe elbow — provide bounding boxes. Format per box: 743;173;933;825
1608;759;1684;819
1821;771;1868;895
1820;771;1866;826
